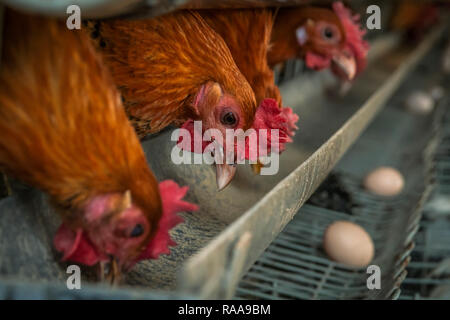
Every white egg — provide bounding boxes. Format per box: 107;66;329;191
405;91;434;114
430;86;445;101
364;167;404;196
323;221;374;268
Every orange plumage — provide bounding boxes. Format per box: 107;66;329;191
91;9;298;188
268;3;369;81
0;11;163;269
200;9;282;106
91;11;257;137
199;9;300;175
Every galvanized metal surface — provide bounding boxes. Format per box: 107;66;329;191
0;0;143;19
0;26;445;299
0;278;192;299
0;1;339;19
399;220;450;299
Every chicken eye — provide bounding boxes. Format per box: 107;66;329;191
220;111;237;127
129;224;144;238
322;27;335;40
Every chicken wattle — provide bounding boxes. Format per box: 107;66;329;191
54;180;198;269
177;98;299;163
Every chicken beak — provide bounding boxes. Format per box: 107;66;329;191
216;163;236;191
108;258;122;286
99;257;122;286
251;160;264;175
211;140;237;190
331;51;357;81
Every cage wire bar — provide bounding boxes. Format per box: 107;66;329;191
399;105;450;300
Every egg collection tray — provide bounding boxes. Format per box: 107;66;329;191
399;106;450;300
0;0;447;298
235;68;448;300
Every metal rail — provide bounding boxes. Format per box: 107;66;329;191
0;1;340;19
0;0;430;20
0;0;143;19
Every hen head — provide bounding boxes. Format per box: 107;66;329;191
178;81;251;190
178;95;299;189
54;181;198;282
281;2;369;80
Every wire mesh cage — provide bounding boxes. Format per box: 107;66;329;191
399;108;450;300
235;47;449;299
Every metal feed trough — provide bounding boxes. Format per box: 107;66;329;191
0;0;447;299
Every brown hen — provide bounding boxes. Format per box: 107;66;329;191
92;11;265;189
200;9;299;174
269;2;369;81
93;10;298;189
92;11;257;137
0;10;197;283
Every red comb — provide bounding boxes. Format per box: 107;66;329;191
243;98;299;161
177;99;299;161
136;180;198;261
333;1;370;74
